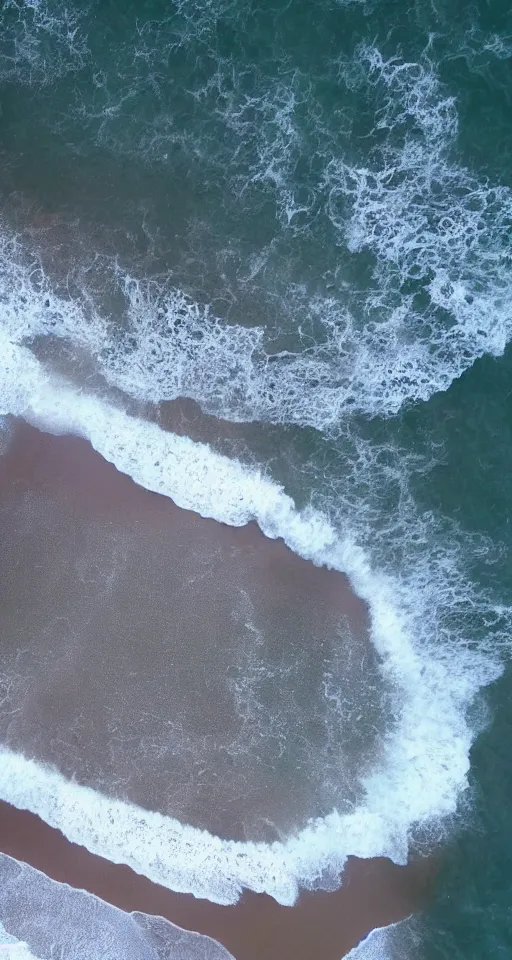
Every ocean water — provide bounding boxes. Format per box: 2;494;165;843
0;0;512;956
0;853;234;960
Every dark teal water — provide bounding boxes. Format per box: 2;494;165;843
1;0;512;957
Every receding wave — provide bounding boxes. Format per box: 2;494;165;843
0;331;504;904
0;854;233;960
2;50;512;426
1;1;511;951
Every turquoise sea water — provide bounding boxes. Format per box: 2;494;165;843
1;0;512;956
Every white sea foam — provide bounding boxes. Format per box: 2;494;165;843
3;6;512;426
0;854;233;960
0;18;509;914
2;55;512;431
0;921;42;960
0;6;510;954
3;222;512;440
323;47;512;411
0;332;502;904
0;0;88;85
60;43;512;423
344;916;422;960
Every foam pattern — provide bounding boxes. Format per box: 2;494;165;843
53;42;512;423
323;48;512;409
0;920;42;960
2;3;512;428
0;0;88;86
344;916;423;960
0;854;233;960
0;336;502;904
1;2;511;924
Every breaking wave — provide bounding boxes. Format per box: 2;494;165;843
1;0;512;949
0;328;505;904
0;854;233;960
2;44;512;427
0;0;88;86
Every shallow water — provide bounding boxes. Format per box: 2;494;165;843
0;424;387;845
1;0;512;957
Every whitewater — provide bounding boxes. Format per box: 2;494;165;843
0;43;510;903
0;320;503;906
2;2;512;956
0;854;234;960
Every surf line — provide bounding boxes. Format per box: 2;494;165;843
0;799;433;960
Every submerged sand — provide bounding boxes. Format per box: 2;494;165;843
0;799;433;960
0;419;435;958
0;419;389;842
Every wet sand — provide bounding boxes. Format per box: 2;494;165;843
0;418;364;619
0;418;435;957
0;799;433;960
0;418;387;840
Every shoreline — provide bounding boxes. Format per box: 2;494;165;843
0;418;436;957
0;799;433;960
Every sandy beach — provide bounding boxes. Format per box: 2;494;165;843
0;419;435;958
0;798;433;960
0;418;387;840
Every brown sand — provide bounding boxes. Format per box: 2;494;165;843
0;419;383;840
0;419;435;958
0;419;364;619
0;799;433;960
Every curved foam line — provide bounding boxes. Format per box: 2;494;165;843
0;334;496;905
0;853;233;960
